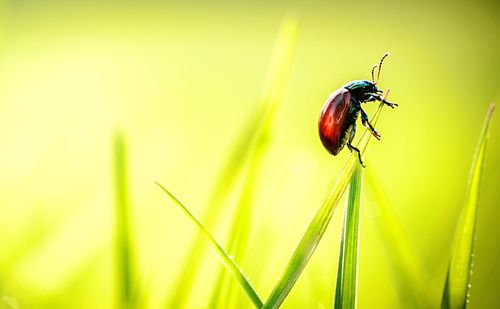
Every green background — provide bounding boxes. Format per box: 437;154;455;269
0;0;498;308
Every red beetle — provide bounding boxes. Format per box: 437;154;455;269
318;53;398;167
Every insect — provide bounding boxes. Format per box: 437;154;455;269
318;53;398;167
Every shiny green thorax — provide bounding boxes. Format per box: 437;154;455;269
344;80;374;91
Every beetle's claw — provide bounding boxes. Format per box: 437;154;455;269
373;131;381;140
382;99;398;109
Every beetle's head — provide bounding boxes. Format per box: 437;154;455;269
344;53;389;101
372;84;383;94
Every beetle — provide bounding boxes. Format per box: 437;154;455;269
318;53;398;167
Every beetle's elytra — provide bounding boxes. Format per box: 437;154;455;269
318;53;398;167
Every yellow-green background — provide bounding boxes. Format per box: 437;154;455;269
0;0;499;308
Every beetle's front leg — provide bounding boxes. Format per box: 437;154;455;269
366;94;398;109
360;108;381;140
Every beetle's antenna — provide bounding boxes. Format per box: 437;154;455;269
371;65;378;83
375;52;390;84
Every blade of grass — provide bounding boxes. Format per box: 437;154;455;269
365;170;437;308
209;131;268;309
208;17;299;308
262;91;391;309
334;164;363;309
208;146;265;308
113;132;135;308
165;98;262;309
441;103;495;309
166;16;298;308
156;182;264;308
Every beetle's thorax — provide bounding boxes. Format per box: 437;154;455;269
344;79;376;103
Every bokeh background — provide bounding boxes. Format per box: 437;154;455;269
0;0;499;308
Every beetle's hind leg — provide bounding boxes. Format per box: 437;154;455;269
347;142;365;168
347;123;365;167
360;108;381;140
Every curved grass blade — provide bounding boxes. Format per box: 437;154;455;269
263;91;391;309
441;103;495;309
166;16;298;309
208;18;299;308
208;141;268;308
155;182;264;308
113;133;136;308
334;164;363;309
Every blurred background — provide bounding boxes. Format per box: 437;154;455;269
0;0;498;308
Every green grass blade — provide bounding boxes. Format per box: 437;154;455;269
208;17;299;308
156;182;264;308
441;103;495;309
263;91;391;309
365;170;436;308
209;116;272;308
166;16;298;309
208;146;266;308
334;164;363;309
165;108;258;309
112;132;135;308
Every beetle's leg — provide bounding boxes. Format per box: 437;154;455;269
347;123;365;167
348;122;357;150
365;94;378;102
347;142;365;168
360;108;381;140
367;94;398;108
381;98;398;108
